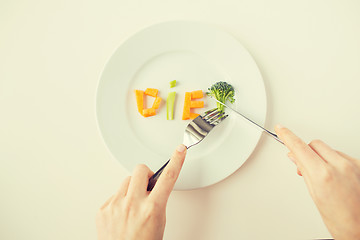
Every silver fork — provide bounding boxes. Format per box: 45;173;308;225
147;108;228;191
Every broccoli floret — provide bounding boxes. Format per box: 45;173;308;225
206;81;235;112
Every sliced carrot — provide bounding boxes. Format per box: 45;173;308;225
144;88;158;97
135;90;144;116
190;100;204;108
152;96;162;109
182;92;191;120
142;108;156;117
191;90;203;99
190;113;200;119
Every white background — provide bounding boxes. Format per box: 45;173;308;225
1;0;359;239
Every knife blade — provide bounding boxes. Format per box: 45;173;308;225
211;98;284;144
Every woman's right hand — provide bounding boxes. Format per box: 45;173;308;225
275;125;360;240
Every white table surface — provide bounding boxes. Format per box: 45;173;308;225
1;0;359;239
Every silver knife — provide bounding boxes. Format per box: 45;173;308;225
211;98;284;144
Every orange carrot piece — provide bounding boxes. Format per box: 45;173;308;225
190;100;204;108
182;92;191;120
190;113;200;119
135;90;144;116
152;96;162;109
142;108;156;117
191;90;203;99
144;88;158;97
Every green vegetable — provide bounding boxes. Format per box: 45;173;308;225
166;92;176;120
170;80;177;88
206;81;235;112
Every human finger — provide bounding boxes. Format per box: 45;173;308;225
275;125;325;175
127;164;154;197
100;194;115;210
117;176;132;196
336;151;360;165
308;140;343;165
111;176;132;205
288;152;303;176
150;144;187;204
287;149;316;196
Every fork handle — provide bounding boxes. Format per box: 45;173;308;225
147;159;170;191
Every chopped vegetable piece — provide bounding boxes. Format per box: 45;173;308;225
170;80;177;88
142;108;156;117
144;88;158;97
167;92;176;120
206;81;235;112
152;96;162;109
135;90;144;116
182;92;191;120
190;113;200;119
191;90;203;99
190;100;204;108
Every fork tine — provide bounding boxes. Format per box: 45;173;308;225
210;114;228;125
205;111;222;121
206;111;224;122
203;109;222;121
200;108;218;118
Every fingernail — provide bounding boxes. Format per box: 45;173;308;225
176;144;187;153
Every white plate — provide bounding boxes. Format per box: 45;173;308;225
96;21;266;190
